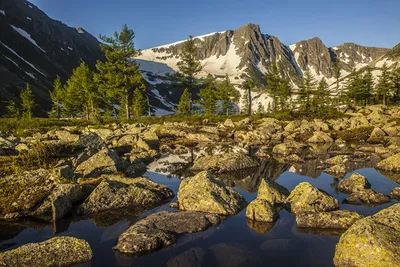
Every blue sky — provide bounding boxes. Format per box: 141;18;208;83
30;0;400;50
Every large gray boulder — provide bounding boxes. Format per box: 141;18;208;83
285;182;339;215
114;211;220;255
177;171;247;215
78;176;174;215
191;152;258;173
334;204;400;267
0;236;92;266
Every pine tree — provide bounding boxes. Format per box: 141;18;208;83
241;78;255;115
277;77;292;111
132;87;147;117
376;63;394;105
20;83;35;119
313;77;329;110
177;88;191;115
217;75;240;115
298;70;317;111
345;69;363;105
257;102;265;115
95;24;144;119
50;76;65;118
5;100;19;118
265;63;281;112
198;74;218;115
390;63;400;104
64;62;96;120
177;35;202;95
361;68;373;106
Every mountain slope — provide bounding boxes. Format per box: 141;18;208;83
0;0;103;115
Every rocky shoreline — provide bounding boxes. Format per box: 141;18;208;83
1;105;400;266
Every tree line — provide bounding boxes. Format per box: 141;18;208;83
3;25;400;120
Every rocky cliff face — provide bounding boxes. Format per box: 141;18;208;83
0;0;103;115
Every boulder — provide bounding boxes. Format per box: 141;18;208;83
246;199;278;222
177;171;247;215
338;173;371;193
334;204;400;267
345;189;390;206
285;182;339;215
390;187;400;199
376;153;400;172
167;248;205;267
256;179;290;205
78;176;174;215
224;118;236;128
325;164;346;178
368;127;387;142
52;165;74;180
0;236;92;266
75;148;122;177
191;152;258;173
53;130;79;142
324;155;346;166
306;131;333;143
272;141;305;156
78;132;105;150
296;210;362;229
114;211;220;255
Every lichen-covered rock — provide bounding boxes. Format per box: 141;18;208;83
177;171;247;215
191;152;258;173
0;236;92;266
78;176;174;215
75;148;122;177
296;210;362;229
306;131;333;143
345;189;390;206
324;155;346;166
334;204;400;267
283;154;305;163
285;182;339;215
338;173;371;193
272;141;305;156
376;153;400;172
325;164;346;178
257;179;290;205
246;199;278;222
114;211;220;255
390;187;400;199
368;127;387;142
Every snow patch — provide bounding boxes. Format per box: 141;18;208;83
68;46;73;50
0;41;46;76
332;47;338;51
151;88;175;110
375;58;396;68
10;25;46;53
153;107;174;116
26;17;32;21
289;44;296;51
154;31;225;49
0;9;5;15
28;4;33;8
25;71;36;80
4;56;19;67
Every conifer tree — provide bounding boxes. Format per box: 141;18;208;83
390;63;400;104
277;77;292;111
217;75;240;115
376;63;393;105
20;83;35;120
345;69;363;105
50;76;65;118
132;87;147;117
332;60;341;92
64;62;96;120
265;63;281;112
361;68;373;106
198;74;218;115
177;88;191;115
257;102;265;115
313;77;329;110
5;100;19;118
241;78;255;115
177;35;202;95
96;24;144;119
298;70;317;111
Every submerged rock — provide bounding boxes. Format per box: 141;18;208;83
114;211;220;255
167;248;205;267
285;182;339;215
334;204;400;267
177;171;247;215
191;152;258;173
246;199;278;222
296;210;362;229
376;153;400;172
345;189;390;206
0;236;92;266
78;176;174;215
338;173;371;193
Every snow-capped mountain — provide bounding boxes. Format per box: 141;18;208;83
135;23;398;112
0;0;103;115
